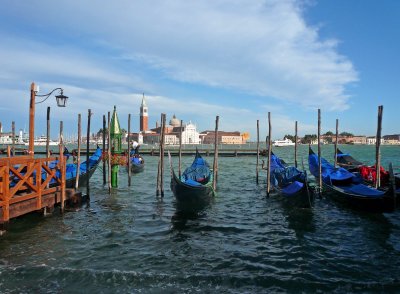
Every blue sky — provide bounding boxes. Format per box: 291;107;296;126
0;0;399;140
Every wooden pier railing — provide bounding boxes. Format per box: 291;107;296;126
0;154;66;223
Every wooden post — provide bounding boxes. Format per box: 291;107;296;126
160;114;166;197
178;119;183;178
267;112;272;197
59;134;66;213
75;114;81;189
128;113;132;186
156;113;163;196
28;82;36;155
294;121;298;168
213;115;219;191
334;119;339;167
102;115;106;185
59;121;63;146
11;121;15;156
317;109;322;195
108;112;111;193
86;109;91;199
256;119;260;184
46;107;51;158
375;105;383;188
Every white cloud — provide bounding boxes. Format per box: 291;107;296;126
1;0;357;111
0;0;359;138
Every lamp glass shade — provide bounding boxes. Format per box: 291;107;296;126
55;94;68;107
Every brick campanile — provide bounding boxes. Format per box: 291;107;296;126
140;93;148;132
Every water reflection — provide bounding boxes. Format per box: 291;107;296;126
281;204;316;239
170;199;211;232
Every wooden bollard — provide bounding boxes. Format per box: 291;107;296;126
266;112;272;197
213;115;219;191
375;105;383;188
256;119;260;184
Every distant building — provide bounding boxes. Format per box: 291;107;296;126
200;131;246;144
330;135;367;144
367;136;384;145
129;113;201;145
383;134;400;145
140;94;149;132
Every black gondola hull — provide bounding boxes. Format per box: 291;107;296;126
170;172;214;212
130;162;144;173
321;181;395;213
274;184;314;209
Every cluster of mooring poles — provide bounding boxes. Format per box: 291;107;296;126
256;105;394;200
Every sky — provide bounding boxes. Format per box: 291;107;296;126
0;0;399;140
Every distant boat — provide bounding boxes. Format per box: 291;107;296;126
273;138;295;147
24;135;58;146
128;146;144;173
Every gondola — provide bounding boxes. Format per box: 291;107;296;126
8;147;102;189
169;149;214;212
263;152;313;208
129;156;144;173
336;148;363;172
63;146;102;188
336;148;400;190
128;145;144;173
309;146;396;213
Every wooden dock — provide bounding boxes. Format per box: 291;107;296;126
0;153;69;224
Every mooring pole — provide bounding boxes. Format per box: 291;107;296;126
160;114;166;197
156;113;164;196
267;112;272;197
178;119;183;178
102;115;106;185
375;105;383;188
294;121;298;168
256;119;260;184
334;119;339;167
317;109;322;196
86;109;91;199
75;114;81;189
46;107;50;158
128;113;132;186
59;143;65;213
213;115;219;191
11;121;15;156
108;111;111;194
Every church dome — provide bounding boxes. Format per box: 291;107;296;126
169;114;180;127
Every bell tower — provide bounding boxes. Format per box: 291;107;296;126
140;93;148;132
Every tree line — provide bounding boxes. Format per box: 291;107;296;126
283;131;354;144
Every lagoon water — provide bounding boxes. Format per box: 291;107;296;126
1;145;400;293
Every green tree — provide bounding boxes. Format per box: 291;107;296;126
340;131;353;137
283;134;295;142
324;131;334;136
301;134;317;144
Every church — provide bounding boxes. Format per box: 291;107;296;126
130;94;201;145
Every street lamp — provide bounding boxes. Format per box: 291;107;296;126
28;82;69;154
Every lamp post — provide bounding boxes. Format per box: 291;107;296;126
28;82;68;154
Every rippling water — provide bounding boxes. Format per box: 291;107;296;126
1;145;400;293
